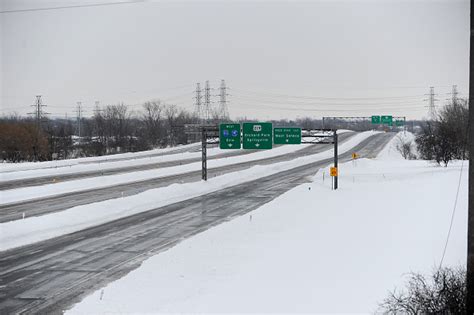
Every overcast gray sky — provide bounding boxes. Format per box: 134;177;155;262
1;0;469;120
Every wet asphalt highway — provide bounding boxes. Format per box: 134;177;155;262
0;133;355;223
0;132;394;314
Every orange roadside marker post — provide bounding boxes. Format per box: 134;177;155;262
330;167;338;190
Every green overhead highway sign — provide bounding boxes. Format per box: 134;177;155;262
242;122;272;149
274;127;301;144
371;115;381;124
219;123;241;149
381;115;393;125
395;120;405;127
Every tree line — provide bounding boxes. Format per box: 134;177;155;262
415;99;469;166
0;101;202;162
1;99;426;163
0;100;325;162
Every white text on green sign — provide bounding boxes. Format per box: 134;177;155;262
242;122;273;149
274;127;301;144
381;115;393;124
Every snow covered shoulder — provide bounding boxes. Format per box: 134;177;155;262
67;133;468;313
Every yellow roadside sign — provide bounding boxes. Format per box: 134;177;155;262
330;167;338;177
352;152;358;159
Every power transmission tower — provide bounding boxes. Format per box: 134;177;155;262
93;101;102;115
75;101;84;138
194;83;203;123
204;80;212;123
424;87;438;120
217;79;230;120
447;84;459;105
28;95;49;129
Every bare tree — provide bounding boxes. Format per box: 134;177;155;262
164;104;178;146
142;101;164;147
395;134;416;160
379;267;466;314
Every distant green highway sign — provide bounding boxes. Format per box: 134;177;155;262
371;115;381;124
395;120;405;127
219;123;241;149
381;115;393;125
274;127;301;144
242;122;272;149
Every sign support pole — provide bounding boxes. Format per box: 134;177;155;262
334;131;338;190
466;3;473;311
201;128;207;181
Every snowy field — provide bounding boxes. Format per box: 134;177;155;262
0;131;374;250
67;133;468;313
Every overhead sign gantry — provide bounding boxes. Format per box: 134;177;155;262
200;123;339;189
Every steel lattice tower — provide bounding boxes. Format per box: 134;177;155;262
424;87;438;120
75;102;83;137
204;80;211;123
194;83;203;122
28;95;48;129
218;79;229;119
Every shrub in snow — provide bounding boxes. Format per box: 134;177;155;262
379;266;466;314
395;134;416;160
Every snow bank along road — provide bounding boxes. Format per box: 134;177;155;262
0;132;393;314
0;141;200;175
0;144;257;190
0;133;355;223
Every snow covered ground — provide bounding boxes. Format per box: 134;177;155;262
0;142;201;173
0;131;375;250
0;130;361;205
67;132;468;313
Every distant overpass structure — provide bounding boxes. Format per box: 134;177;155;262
322;116;406;131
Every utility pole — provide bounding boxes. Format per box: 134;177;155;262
466;2;473;312
218;79;229;120
194;83;203;123
75;101;83;138
424;87;438;120
334;131;338;190
204;80;212;123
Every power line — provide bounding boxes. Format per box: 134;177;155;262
439;122;469;269
439;160;466;269
232;95;424;107
236;102;429;112
232;87;426;101
0;0;146;14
